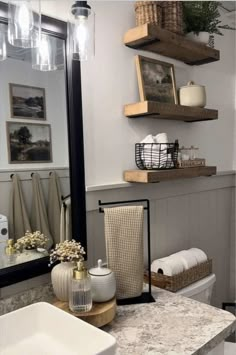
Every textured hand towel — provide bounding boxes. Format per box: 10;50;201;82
48;171;62;245
104;206;144;299
60;198;71;243
154;132;168;144
31;173;53;249
9;174;31;241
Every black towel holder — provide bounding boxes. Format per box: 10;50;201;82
98;198;155;306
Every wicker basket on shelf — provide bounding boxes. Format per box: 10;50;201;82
144;259;212;292
161;1;184;35
135;1;162;26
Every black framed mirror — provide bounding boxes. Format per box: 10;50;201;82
0;1;87;288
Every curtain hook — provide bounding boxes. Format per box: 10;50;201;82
10;173;14;179
31;172;34;178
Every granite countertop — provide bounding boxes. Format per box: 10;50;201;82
104;287;236;355
0;284;235;355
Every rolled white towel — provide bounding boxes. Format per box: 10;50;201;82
151;256;185;276
189;248;208;264
154;132;168;144
171;250;198;270
140;134;155;144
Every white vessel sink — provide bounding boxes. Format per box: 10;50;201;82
0;302;116;355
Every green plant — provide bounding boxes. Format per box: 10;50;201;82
183;1;235;35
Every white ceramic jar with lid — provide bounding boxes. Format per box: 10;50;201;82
89;259;116;303
179;81;206;108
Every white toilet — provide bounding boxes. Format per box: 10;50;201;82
176;273;216;304
176;274;235;355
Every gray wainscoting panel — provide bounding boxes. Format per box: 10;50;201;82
86;172;235;308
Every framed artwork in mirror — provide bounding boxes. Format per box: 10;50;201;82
6;122;52;163
9;83;46;120
135;55;178;104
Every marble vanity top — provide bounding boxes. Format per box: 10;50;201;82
0;284;235;355
105;287;236;355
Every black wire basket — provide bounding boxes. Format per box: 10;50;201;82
135;140;179;170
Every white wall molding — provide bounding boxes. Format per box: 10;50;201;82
86;171;235;212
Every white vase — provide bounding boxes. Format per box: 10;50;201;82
51;262;75;301
186;31;210;45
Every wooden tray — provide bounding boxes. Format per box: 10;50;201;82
52;298;116;328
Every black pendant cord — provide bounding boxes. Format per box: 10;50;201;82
98;199;155;305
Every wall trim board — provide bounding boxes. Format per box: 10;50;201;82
86;171;236;192
86;171;235;212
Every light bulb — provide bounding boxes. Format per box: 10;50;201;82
0;31;7;61
16;2;33;39
8;0;41;48
74;16;89;60
68;2;95;61
32;33;57;71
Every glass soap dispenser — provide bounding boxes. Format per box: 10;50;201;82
69;260;92;313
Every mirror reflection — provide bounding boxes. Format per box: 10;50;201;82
0;24;71;270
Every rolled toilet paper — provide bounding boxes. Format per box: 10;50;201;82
188;248;208;264
171;250;198;270
151;256;185;276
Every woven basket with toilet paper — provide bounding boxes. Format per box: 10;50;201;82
144;248;212;292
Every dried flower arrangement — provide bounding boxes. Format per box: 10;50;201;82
14;231;48;252
49;240;86;265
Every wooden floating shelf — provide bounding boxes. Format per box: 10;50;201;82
124;167;217;183
124;101;218;122
124;24;220;65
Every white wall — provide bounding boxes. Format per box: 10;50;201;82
80;2;236;187
33;1;236;182
1;1;236;307
0;57;69;169
2;1;232;181
86;173;235;307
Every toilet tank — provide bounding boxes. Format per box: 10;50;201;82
177;274;216;304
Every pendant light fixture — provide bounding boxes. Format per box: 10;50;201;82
68;1;95;61
32;33;58;71
8;0;41;48
0;24;7;61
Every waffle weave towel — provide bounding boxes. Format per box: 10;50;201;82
104;206;144;299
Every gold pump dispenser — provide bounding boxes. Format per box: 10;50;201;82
69;260;92;312
5;239;16;255
73;260;88;280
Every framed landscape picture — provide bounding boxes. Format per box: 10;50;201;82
6;122;52;163
9;83;46;120
135;55;178;104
